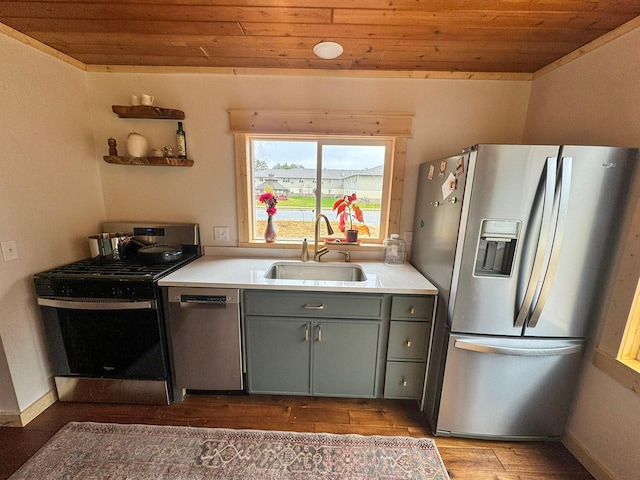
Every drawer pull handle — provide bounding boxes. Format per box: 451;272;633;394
304;324;310;342
402;378;407;387
406;340;412;347
317;324;322;342
409;307;415;315
305;304;325;310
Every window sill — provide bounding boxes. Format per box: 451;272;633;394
237;241;385;252
593;348;640;397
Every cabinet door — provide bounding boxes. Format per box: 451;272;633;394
312;320;380;398
246;317;311;395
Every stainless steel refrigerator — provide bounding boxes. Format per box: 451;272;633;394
411;144;638;440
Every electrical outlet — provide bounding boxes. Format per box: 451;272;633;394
1;240;19;261
214;226;230;242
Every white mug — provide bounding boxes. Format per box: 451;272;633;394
130;94;140;106
140;94;154;106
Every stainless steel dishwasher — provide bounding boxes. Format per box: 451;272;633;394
167;287;243;399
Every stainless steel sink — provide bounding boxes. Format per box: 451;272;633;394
264;262;367;282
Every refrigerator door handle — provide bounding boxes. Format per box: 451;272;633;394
514;156;557;327
454;339;582;357
528;156;573;328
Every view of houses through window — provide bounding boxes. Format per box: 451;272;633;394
250;137;392;243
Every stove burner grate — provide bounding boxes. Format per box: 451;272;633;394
36;255;196;280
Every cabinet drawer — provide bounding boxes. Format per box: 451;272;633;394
390;295;434;320
384;362;425;399
387;321;430;361
244;290;383;319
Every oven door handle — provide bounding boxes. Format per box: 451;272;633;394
37;298;157;310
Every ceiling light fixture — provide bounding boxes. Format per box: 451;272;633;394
313;41;344;60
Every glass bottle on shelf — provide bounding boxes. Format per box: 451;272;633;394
176;122;187;159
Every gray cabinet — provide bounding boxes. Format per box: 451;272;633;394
245;317;310;394
244;290;386;398
384;295;435;401
313;320;380;397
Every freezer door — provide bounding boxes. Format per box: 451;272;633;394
450;144;561;336
436;333;584;440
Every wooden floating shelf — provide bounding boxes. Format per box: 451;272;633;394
103;156;194;167
111;105;185;120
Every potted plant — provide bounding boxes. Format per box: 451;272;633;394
333;193;369;242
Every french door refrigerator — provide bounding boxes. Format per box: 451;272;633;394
411;144;639;440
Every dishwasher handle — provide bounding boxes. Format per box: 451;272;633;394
168;288;240;305
179;294;230;305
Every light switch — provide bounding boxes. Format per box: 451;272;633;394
1;240;19;261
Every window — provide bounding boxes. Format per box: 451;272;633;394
230;109;413;247
594;204;640;396
248;137;392;243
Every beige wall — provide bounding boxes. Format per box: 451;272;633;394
524;26;640;480
0;30;531;418
87;74;530;246
0;34;106;413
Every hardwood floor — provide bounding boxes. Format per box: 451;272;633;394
0;394;594;479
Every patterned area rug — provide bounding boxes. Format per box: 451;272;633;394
10;422;450;479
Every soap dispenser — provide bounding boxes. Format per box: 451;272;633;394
301;238;309;262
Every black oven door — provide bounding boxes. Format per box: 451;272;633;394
38;298;168;380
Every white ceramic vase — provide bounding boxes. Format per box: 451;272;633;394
126;132;148;158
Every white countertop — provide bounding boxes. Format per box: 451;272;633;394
159;256;438;294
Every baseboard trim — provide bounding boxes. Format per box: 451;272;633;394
563;431;615;480
0;388;57;427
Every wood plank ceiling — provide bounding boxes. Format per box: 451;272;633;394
0;0;639;74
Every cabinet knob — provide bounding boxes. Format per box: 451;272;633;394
409;307;415;315
317;324;322;342
402;378;407;387
304;324;310;342
406;340;412;348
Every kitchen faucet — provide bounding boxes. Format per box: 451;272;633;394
314;214;334;262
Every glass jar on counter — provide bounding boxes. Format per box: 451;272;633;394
384;234;406;264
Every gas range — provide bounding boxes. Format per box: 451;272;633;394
34;222;200;405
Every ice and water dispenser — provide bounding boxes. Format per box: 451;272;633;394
474;220;520;277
